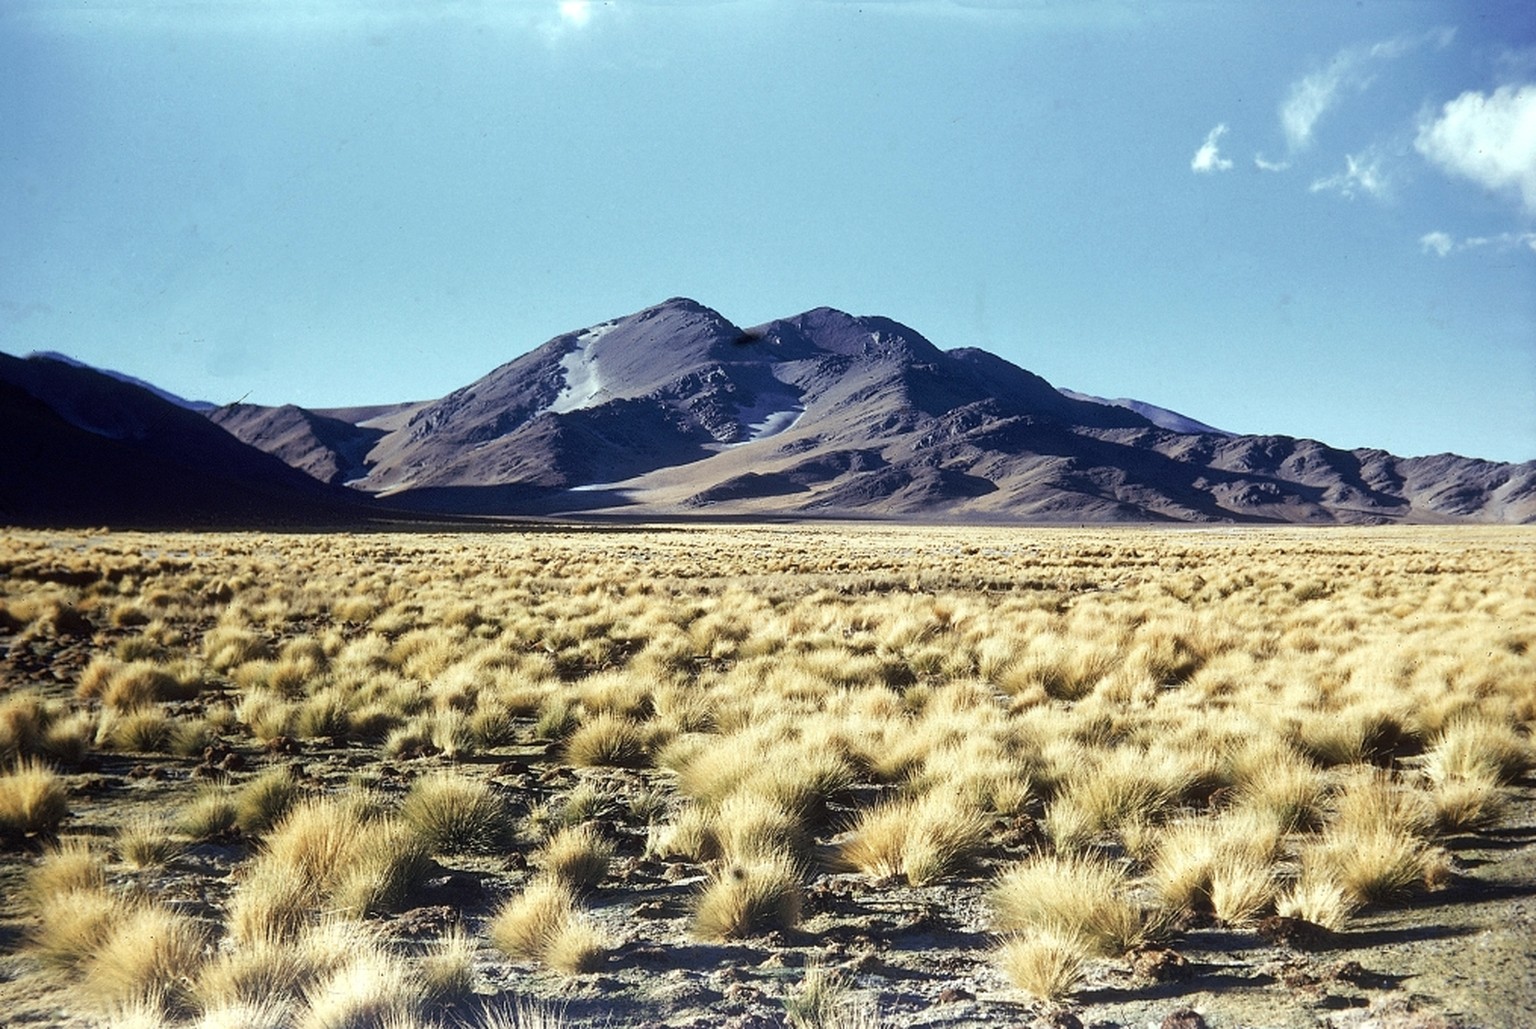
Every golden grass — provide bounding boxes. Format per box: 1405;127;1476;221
0;758;70;839
81;903;207;1012
488;876;608;974
400;770;516;855
534;823;614;889
693;854;804;939
1;524;1534;1023
838;790;989;885
993;928;1089;1001
990;854;1161;957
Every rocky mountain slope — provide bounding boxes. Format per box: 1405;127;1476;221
211;298;1534;523
10;298;1534;525
0;353;380;527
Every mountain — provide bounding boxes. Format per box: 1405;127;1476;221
13;300;1532;526
204;298;1536;524
206;403;398;487
0;353;383;528
25;350;217;412
1057;388;1232;437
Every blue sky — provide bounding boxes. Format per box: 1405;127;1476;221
3;1;1534;462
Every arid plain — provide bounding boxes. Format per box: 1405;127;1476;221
1;525;1532;1029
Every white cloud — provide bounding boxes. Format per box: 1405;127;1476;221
1419;230;1536;257
1415;84;1536;214
1309;151;1390;201
1419;231;1455;257
1282;61;1350;152
1279;28;1454;152
1253;153;1290;172
1190;124;1234;173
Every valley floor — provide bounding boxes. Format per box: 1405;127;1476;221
1;524;1533;1028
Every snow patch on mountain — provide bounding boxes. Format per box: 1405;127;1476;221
549;322;618;414
726;390;805;446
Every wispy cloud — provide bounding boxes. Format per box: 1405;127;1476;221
1253;153;1289;172
1190;124;1234;173
10;0;617;38
1415;84;1536;214
1420;230;1536;257
1309;151;1390;201
1419;231;1456;257
1279;28;1455;152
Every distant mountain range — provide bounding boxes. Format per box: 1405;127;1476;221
5;298;1533;526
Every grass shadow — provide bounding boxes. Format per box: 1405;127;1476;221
1079;965;1274;1003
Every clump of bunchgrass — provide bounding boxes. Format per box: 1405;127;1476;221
1299;825;1441;907
236;797;432;938
990;853;1161;957
177;786;240;840
1274;877;1358;931
98;660;190;711
420;926;481;1006
25;836;106;903
1430;772;1507;833
534;823;613;889
98;708;172;753
118;815;181;868
1419;716;1531;786
298;949;423;1029
488;876;607;974
400;771;516;855
0;758;70;841
646;804;720;863
993;928;1089;1002
714;793;810;866
784;961;874;1029
1149;811;1283;924
693;854;803;939
564;712;648;768
235;765;306;835
1232;749;1328;832
205;626;273;673
81;903;207;1013
27;887;132;969
838;790;989;885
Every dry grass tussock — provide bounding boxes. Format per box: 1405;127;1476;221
0;525;1532;1021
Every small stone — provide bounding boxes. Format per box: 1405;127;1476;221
936;986;975;1004
634;900;668;919
1257;914;1336;951
419;872;484;906
723;982;761;1004
1130;948;1189;982
1326;960;1391;989
1160;1009;1207;1029
390;905;458;938
722;1015;777;1029
662;862;691;881
1036;1009;1083;1029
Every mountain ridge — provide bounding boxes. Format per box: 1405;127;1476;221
7;298;1533;526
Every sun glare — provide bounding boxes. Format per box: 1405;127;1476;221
557;1;593;28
